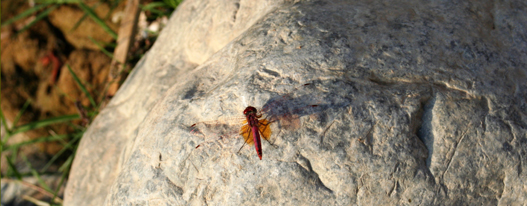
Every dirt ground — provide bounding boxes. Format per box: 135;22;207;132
0;0;130;179
0;1;126;204
1;0;167;204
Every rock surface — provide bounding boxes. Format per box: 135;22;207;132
65;0;527;205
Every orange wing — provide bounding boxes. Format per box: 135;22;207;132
239;118;272;144
258;118;272;141
240;123;254;144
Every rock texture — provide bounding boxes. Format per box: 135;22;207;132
65;0;527;205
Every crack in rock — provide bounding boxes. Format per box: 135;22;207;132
417;95;436;169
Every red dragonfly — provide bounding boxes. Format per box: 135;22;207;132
189;106;273;160
238;106;271;160
188;84;319;161
191;106;271;160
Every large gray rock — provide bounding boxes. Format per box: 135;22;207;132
65;0;527;205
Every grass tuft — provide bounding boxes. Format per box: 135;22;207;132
77;1;118;39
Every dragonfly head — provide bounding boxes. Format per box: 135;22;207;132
243;106;258;116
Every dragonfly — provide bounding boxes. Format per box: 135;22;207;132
190;106;271;160
187;83;320;161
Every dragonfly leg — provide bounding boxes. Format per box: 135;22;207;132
237;126;252;154
258;126;278;148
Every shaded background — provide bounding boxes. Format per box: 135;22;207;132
1;0;179;205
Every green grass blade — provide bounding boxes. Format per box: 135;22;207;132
1;4;48;27
65;120;86;131
31;169;53;193
37;0;80;3
11;114;80;135
140;3;168;17
67;65;97;108
50;135;79;205
70;11;89;31
70;1;99;32
17;5;59;34
141;2;168;11
22;155;53;193
162;0;181;8
6;155;22;180
0;108;11;135
88;36;114;58
105;41;117;48
77;1;117;39
52;158;71;205
58;154;74;172
40;133;82;172
12;100;32;128
4;135;69;151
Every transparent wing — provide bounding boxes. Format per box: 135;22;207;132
189;117;245;140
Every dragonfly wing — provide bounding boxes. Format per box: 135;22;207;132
189;117;246;139
240;123;255;145
257;118;272;141
192;116;246;126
